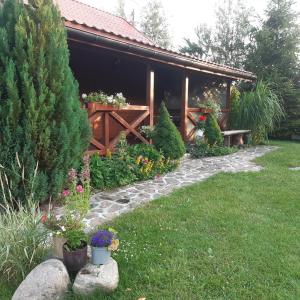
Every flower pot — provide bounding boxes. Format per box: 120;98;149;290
52;235;67;259
63;241;87;274
91;246;111;265
195;129;204;140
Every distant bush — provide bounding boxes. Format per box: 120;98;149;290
204;113;224;146
153;102;185;159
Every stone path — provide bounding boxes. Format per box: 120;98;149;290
84;145;276;230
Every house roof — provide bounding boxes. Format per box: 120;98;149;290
56;0;256;81
56;0;152;44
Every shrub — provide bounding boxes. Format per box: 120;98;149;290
238;81;285;144
0;199;49;282
229;86;241;129
153;102;185;159
0;0;91;204
90;140;178;190
188;140;238;159
90;155;137;190
204;113;224;146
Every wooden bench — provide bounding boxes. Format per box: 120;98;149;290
222;130;251;147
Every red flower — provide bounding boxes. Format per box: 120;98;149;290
41;214;48;224
199;115;206;122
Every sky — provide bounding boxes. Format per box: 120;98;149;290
78;0;300;48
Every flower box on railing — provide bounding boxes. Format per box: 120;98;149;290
188;107;214;114
86;102;149;114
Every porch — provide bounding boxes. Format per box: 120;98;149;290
68;31;247;155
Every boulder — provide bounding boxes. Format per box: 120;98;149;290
12;259;70;300
73;258;119;295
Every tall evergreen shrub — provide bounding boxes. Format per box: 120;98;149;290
204;114;224;146
0;0;91;203
153;102;185;159
228;86;241;129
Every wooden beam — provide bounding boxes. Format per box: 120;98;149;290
104;112;110;149
181;73;189;141
146;65;155;127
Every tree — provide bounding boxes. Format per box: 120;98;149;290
140;0;171;48
180;0;254;68
115;0;126;19
246;0;300;138
0;0;91;203
153;102;185;159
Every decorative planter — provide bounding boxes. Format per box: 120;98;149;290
63;242;87;274
52;235;67;259
195;129;204;140
91;246;111;265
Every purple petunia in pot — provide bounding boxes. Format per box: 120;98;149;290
90;228;119;265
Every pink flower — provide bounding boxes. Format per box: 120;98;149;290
68;168;77;182
76;185;84;193
62;189;70;197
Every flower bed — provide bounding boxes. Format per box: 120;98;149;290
90;135;179;191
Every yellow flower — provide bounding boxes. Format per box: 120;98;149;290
135;155;142;165
108;239;119;251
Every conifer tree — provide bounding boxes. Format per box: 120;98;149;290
140;0;171;48
0;0;91;203
153;102;185;159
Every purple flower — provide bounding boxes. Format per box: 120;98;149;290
91;230;114;247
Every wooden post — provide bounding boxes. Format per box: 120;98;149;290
181;73;189;141
226;79;232;110
146;65;155;127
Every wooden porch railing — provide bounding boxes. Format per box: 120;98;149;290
186;107;230;141
86;102;150;155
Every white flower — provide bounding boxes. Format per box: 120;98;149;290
60;226;66;232
107;96;114;103
82;93;87;99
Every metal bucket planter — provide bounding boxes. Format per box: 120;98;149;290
63;241;87;274
91;246;111;265
52;235;67;259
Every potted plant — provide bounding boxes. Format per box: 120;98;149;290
63;227;87;274
195;114;207;140
90;228;119;265
41;213;67;259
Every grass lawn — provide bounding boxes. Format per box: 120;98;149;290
2;141;300;299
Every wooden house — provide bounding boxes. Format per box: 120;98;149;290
57;0;256;155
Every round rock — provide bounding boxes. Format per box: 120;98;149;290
12;259;70;300
73;258;119;295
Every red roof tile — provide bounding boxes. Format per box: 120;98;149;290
56;0;152;44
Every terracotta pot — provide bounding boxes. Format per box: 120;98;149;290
63;241;87;274
52;235;67;259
